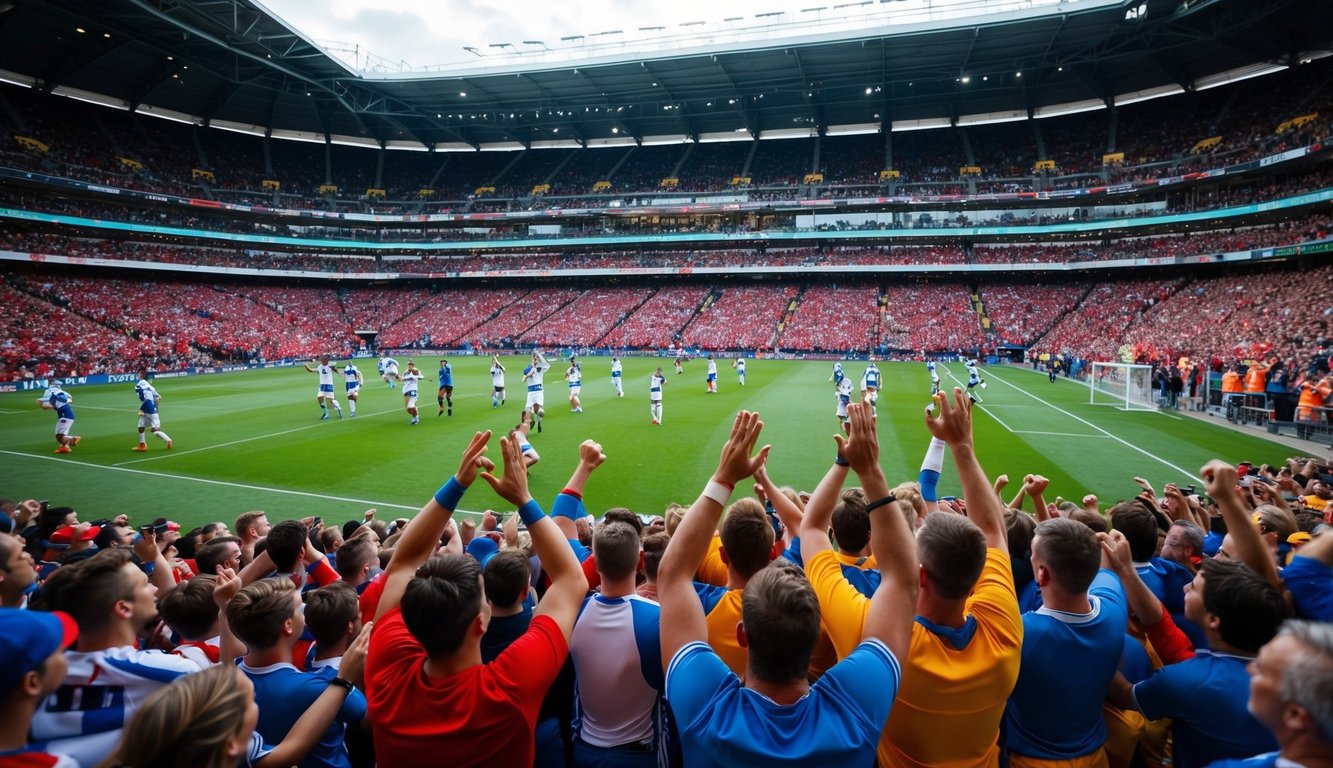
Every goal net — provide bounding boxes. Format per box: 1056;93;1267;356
1089;362;1157;411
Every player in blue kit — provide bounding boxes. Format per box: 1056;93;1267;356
132;370;173;451
37;381;80;454
304;355;343;420
861;361;881;414
342;362;363;417
436;359;453;417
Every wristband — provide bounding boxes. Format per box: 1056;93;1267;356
865;494;898;513
517;499;545;527
701;480;732;506
834;455;850;467
434;477;466;511
560;487;583;501
328;677;355;693
713;478;735;491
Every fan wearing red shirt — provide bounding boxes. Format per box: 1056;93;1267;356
364;430;590;767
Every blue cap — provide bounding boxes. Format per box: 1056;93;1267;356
0;608;78;697
466;537;498;568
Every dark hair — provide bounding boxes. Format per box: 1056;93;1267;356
265;521;308;571
831;490;871;554
602;508;644;536
175;529;203;559
304;582;360;648
917;513;987;600
1033;518;1102;595
720;498;775;580
641;532;670;582
33;549;136;633
1198;559;1288;653
593;522;641;581
402;555;482;657
1067;507;1109;534
1109;502;1158;562
1005;509;1036;563
159;576;219;640
741;559;820;683
194;536;243;576
226;579;298;650
334;537;377;584
482;550;531;608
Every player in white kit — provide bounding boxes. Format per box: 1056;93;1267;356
734;357;746;386
378;355;399;388
965;358;986;403
610;357;624;397
836;375;854;431
304;355;342;420
523;350;551;432
649;367;666;425
490;355;506;408
566;357;583;413
396;360;430;424
705;353;718;393
860;361;881;414
342;361;363;417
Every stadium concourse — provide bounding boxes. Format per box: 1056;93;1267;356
3;0;1333;765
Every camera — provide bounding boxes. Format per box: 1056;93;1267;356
1179;484;1196;496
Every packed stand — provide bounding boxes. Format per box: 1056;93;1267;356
778;285;883;353
679;285;799;351
880;283;984;351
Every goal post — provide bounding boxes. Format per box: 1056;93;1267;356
1089;362;1158;411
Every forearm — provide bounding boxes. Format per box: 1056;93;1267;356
389;481;464;574
238;550;275;586
953;445;1006;543
660;493;725;587
260;686;352;767
1008;486;1026;511
526;507;586;597
800;463;850;540
1117;565;1165;629
148;550;175;595
761;476;803;541
1216;488;1279;586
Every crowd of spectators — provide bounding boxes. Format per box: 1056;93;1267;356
678;285;800;351
598;286;711;349
5;388;1332;768
880;283;984;351
777;284;882;353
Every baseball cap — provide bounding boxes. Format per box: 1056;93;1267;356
1287;532;1312;546
0;608;78;697
50;525;100;545
466;537;498;567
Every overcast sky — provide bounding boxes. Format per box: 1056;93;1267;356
257;0;921;72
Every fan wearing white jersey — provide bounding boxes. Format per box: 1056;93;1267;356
304;355;343;420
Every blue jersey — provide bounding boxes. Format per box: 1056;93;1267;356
665;639;899;767
43;387;74;419
1133;650;1277;767
832;363;844;384
135;379;159;415
863;366;880;389
438;364;452;387
241;661;366;768
1004;570;1128;760
1137;557;1206;649
570;594;663;749
343;365;360;390
1285;555;1333;621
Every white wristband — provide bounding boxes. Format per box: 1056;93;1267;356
701;480;732;506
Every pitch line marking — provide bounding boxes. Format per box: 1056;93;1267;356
0;449;489;518
1011;430;1108;438
985;369;1198;482
114;406;402;466
939;365;1015;433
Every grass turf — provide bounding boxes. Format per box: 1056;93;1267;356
0;358;1297;531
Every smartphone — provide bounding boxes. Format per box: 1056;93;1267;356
1179;484;1196;496
312;516;323;527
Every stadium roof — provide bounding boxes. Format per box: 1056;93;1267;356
0;0;1329;149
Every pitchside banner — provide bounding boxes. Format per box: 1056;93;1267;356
7;363;287;390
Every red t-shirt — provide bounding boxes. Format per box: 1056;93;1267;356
365;608;568;767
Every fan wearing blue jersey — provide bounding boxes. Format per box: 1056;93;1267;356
30;547;198;767
611;356;624;397
304;355;343;420
37;381;80;454
436;359;453;417
566;358;583;413
132;370;174;451
0;608;80;768
658;407;914;767
570;521;664;766
342;363;363;417
523;350;551;433
706;353;718;393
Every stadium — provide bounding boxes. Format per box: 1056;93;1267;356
0;0;1331;766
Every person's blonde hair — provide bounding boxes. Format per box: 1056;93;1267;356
100;665;250;768
664;503;687;537
891;482;927;531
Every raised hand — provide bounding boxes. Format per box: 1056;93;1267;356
924;387;974;448
213;565;241;609
835;402;880;477
1097;530;1134;575
480;432;533;507
1023;474;1050;496
578;439;607;472
337;620;374;688
712;411;769;487
1200;459;1238;499
455;431;494;487
133;528;160;564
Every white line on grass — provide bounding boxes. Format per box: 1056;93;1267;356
1012;430;1109;439
986;369;1198;481
939;366;1016;433
0;449;490;518
114;406;402;466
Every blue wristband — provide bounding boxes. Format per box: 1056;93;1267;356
518;499;545;527
433;477;466;510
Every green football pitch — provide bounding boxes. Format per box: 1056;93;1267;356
0;358;1297;531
